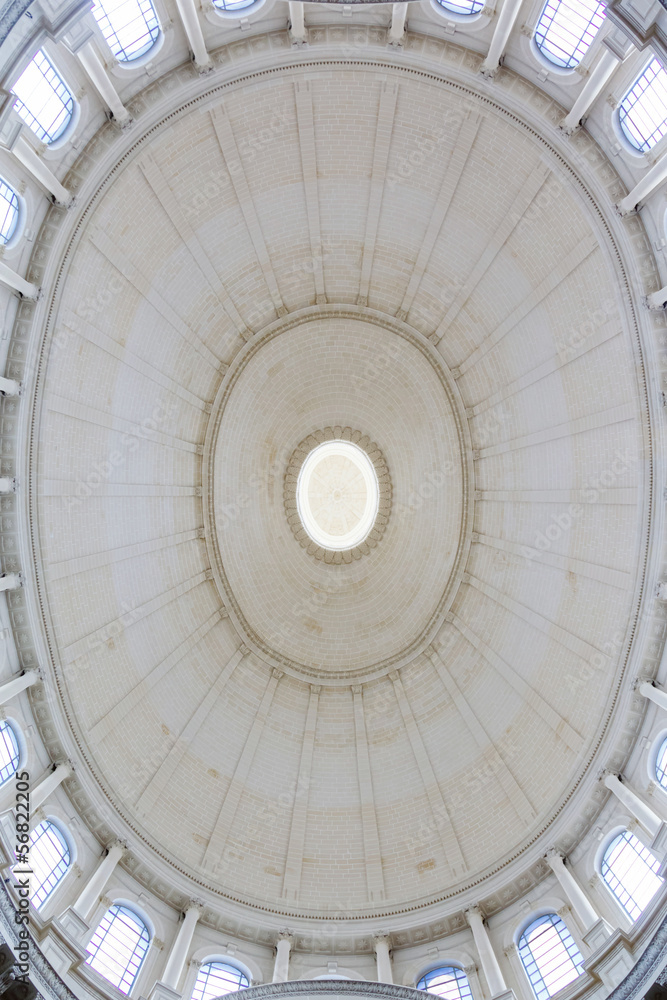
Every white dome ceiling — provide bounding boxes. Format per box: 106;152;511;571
28;58;651;924
207;312;468;680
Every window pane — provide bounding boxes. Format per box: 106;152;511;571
0;721;19;786
12;51;74;144
213;0;257;11
656;737;667;788
92;0;160;62
434;0;484;15
0;181;19;245
29;820;71;909
601;830;663;920
86;904;150;994
518;914;584;1000
619;58;667;151
192;962;250;1000
534;0;605;69
417;966;473;1000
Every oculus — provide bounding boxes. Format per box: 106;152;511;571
284;427;391;563
296;440;379;551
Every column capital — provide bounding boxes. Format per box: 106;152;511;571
184;899;204;916
276;931;293;945
52;757;75;775
545;847;565;865
106;838;128;856
373;934;392;948
465;904;484;924
31;805;46;826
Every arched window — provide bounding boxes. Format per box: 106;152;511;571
86;904;151;994
92;0;160;62
192;962;250;1000
434;0;484;16
12;51;74;145
534;0;605;69
0;181;20;245
655;736;667;789
518;914;584;1000
0;721;20;786
213;0;257;11
601;830;663;919
619;58;667;152
417;967;473;1000
29;820;71;909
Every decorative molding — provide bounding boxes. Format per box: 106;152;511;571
283;427;392;564
203;304;472;685
227;985;428;1000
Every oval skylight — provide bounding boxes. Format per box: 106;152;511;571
296;441;380;551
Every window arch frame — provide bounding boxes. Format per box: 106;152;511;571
649;729;667;791
531;0;606;71
210;0;267;19
617;56;667;154
431;0;485;20
190;957;252;1000
416;964;474;1000
597;828;664;921
0;178;22;249
516;911;585;1000
85;900;153;995
28;816;74;910
91;0;162;64
0;719;23;787
11;48;76;147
